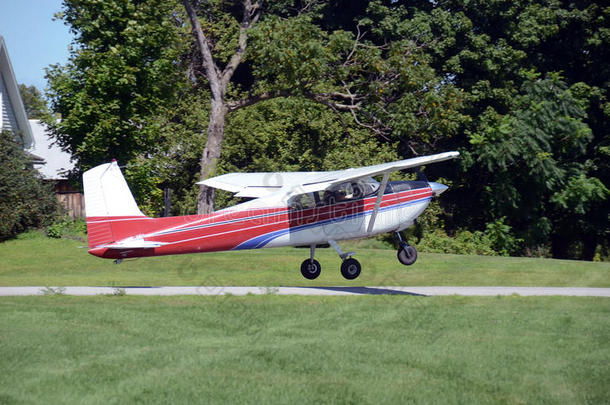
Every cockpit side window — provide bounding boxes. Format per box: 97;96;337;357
288;193;316;210
289;177;381;209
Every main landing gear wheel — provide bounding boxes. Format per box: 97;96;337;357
395;231;418;266
397;245;418;266
301;259;321;280
341;258;361;280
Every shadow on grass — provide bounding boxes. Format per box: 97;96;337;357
99;286;428;296
305;286;427;296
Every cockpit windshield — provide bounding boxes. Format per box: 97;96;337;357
289;177;380;209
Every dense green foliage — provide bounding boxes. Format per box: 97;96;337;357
44;0;609;259
0;131;60;241
17;84;51;120
1;296;609;403
45;216;87;240
45;0;187;212
467;73;608;257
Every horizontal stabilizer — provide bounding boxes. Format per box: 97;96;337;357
103;239;168;249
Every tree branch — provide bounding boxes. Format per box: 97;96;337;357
228;89;362;113
221;0;261;88
182;0;223;99
229;87;389;141
227;90;291;111
343;23;364;67
349;108;391;140
316;91;362;101
303;92;362;111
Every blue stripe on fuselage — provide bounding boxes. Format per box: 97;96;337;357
234;194;431;250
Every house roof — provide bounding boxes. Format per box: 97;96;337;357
0;35;33;148
26;150;45;164
29;119;74;180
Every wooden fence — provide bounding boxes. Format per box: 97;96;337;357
57;192;85;219
52;180;85;219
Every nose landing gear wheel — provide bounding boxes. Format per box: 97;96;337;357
397;245;417;265
341;258;361;280
301;259;321;279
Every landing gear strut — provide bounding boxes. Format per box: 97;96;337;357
300;245;321;279
330;240;361;280
396;232;417;265
299;241;362;280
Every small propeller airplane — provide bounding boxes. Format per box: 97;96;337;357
83;151;459;279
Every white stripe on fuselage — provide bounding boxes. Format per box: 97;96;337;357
137;189;431;248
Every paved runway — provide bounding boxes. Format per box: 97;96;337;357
1;286;609;297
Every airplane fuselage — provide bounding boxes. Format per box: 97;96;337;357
88;181;433;260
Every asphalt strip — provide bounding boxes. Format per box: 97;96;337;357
0;286;609;297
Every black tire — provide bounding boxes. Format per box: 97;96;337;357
301;259;321;280
397;245;418;266
341;258;361;280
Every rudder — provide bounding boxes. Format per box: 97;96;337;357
83;161;147;248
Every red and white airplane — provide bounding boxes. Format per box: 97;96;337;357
83;151;459;279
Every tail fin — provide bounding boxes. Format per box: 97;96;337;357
83;161;147;248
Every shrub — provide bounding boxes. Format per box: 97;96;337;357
46;216;87;241
484;217;523;256
0;130;60;241
416;229;497;256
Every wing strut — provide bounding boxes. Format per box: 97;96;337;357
367;172;390;233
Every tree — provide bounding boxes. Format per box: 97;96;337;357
183;0;466;213
391;0;609;258
468;73;608;258
18;84;51;120
43;0;607;258
45;0;186;211
148;86;210;215
0;130;60;240
181;0;262;214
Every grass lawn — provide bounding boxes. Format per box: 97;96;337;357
0;232;608;287
0;295;608;404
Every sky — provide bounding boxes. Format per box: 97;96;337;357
0;0;73;90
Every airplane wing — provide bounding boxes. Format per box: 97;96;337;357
290;151;460;195
199;151;459;198
198;171;337;198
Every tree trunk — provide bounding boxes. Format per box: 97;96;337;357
197;100;228;214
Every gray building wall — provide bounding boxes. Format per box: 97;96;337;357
0;70;19;134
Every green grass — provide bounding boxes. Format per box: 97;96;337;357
0;295;608;404
1;231;609;286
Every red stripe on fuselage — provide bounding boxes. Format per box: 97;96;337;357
88;188;432;259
